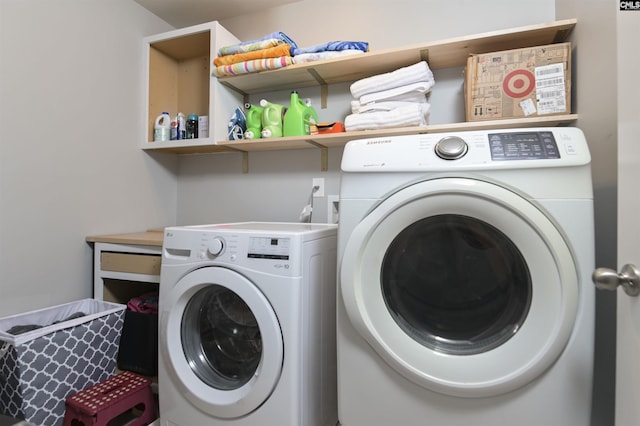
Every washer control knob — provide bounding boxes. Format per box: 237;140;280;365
208;238;224;256
435;136;468;160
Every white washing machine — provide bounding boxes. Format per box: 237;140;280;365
158;222;338;426
337;128;595;425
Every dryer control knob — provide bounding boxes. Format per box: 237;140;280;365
208;238;224;256
435;136;468;160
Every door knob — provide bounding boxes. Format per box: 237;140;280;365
592;263;640;297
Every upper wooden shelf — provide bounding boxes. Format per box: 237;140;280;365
217;18;576;96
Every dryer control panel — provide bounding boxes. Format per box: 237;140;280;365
488;130;560;161
341;127;590;172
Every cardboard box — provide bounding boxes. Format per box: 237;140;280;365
465;42;571;121
198;115;209;138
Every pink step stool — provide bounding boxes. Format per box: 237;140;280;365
63;370;157;426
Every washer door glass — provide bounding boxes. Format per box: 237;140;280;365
382;214;532;355
161;267;283;418
340;178;579;398
181;285;262;390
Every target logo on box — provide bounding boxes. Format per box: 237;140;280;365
502;70;535;99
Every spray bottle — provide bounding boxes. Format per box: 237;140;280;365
244;103;264;139
260;99;287;138
283;91;319;137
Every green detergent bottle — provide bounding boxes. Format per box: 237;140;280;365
283;91;319;137
260;99;287;138
244;102;264;139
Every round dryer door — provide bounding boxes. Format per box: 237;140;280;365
340;177;579;398
161;267;283;418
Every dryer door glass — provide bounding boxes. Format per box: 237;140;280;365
381;214;532;355
181;285;262;390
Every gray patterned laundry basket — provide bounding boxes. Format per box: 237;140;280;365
0;299;125;426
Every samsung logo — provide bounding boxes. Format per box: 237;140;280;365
366;139;392;145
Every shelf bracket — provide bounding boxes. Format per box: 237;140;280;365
320;84;328;109
307;68;329;109
306;139;329;171
320;146;328;171
419;49;429;63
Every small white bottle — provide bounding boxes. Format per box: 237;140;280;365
154;111;171;142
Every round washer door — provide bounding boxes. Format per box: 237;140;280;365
340;177;579;398
161;267;283;418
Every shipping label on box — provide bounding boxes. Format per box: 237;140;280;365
465;42;571;121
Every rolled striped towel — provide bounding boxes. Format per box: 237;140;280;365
214;44;291;66
212;56;295;77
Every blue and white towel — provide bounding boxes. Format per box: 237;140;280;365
293;49;364;64
292;41;369;56
219;31;298;56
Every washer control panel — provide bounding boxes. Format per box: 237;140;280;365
247;237;291;260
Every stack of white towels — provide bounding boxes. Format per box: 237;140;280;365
345;61;435;131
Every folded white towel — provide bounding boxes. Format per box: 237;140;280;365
344;103;431;132
359;81;433;106
351;99;428;114
350;61;435;99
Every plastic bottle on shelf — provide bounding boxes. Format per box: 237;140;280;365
153;111;171;142
260;99;286;138
177;112;186;140
244;103;264;139
283;91;319;137
170;116;178;140
186;113;199;139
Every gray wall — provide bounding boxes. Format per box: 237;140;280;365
555;1;617;425
0;0;177;315
0;1;617;424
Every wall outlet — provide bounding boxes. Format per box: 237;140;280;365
327;195;339;224
312;178;325;197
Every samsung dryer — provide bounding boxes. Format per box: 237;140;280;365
337;128;594;425
158;222;338;426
